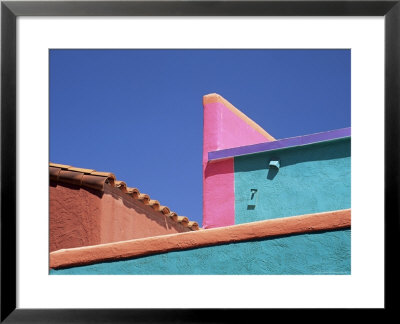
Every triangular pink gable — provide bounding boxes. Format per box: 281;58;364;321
202;95;274;228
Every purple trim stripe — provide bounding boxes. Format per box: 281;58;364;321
208;127;351;161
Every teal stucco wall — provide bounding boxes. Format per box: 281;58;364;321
234;138;351;224
50;229;351;275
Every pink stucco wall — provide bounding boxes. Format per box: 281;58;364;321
49;183;190;252
202;94;275;228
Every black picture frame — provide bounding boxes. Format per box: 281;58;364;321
1;0;399;322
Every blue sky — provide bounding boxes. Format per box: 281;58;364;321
50;49;350;226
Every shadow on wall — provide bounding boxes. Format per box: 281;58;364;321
267;167;279;180
50;181;104;198
50;181;184;233
104;185;185;232
204;158;233;179
235;138;351;174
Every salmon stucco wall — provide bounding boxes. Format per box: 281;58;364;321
49;183;190;252
234;138;351;224
49;183;102;252
50;228;351;275
203;94;275;228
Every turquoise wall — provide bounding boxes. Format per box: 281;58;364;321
234;138;351;224
50;229;351;275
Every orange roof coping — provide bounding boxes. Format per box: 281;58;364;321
50;209;351;269
49;162;200;231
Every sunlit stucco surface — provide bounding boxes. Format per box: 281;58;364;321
234;138;351;224
50;229;350;275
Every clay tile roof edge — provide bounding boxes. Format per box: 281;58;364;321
49;162;200;231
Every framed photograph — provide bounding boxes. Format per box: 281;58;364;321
1;0;399;322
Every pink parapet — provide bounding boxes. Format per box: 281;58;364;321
202;158;235;228
202;93;275;228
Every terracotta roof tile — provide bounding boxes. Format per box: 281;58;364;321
91;171;116;179
49;167;61;182
177;216;189;227
58;170;84;186
159;205;171;215
82;174;108;191
67;167;95;174
115;180;128;193
126;187;140;198
148;200;160;210
50;163;71;169
49;162;200;231
138;193;150;204
167;212;178;222
188;221;199;231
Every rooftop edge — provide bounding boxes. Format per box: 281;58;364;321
208;127;351;161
